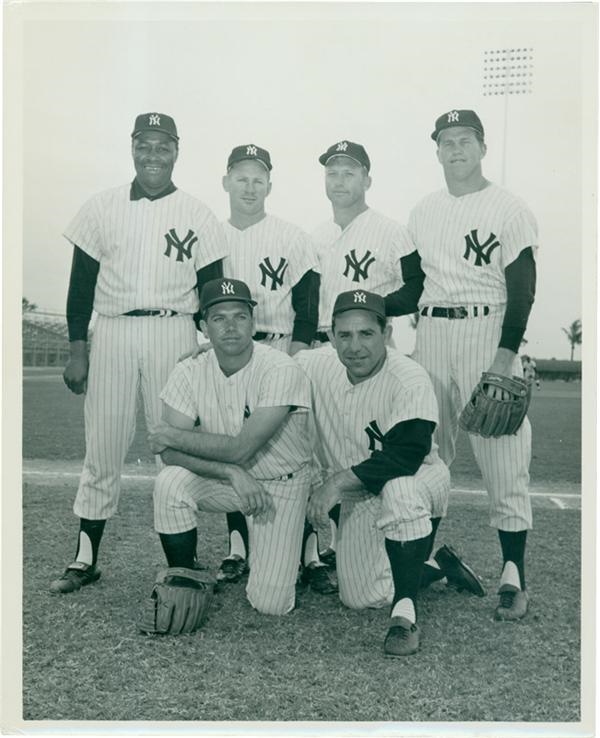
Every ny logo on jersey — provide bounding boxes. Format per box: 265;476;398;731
163;228;198;262
259;256;289;291
353;291;367;304
343;249;376;282
463;230;500;266
364;420;384;452
221;281;236;295
246;145;257;156
447;110;460;123
336;141;349;152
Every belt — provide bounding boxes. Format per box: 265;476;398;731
123;309;179;317
271;472;294;481
420;306;490;319
314;332;330;343
254;332;286;341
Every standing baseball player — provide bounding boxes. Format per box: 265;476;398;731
298;289;451;656
147;278;312;616
216;144;321;586
521;355;540;390
50;113;227;594
386;109;538;620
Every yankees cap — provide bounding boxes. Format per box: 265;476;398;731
199;278;258;314
332;289;386;319
431;110;484;142
227;144;272;172
132;113;179;141
319;141;371;173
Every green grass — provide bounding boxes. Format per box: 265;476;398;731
23;478;580;723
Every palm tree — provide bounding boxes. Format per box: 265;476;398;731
562;319;582;361
22;297;38;313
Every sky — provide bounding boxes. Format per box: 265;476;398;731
9;1;596;359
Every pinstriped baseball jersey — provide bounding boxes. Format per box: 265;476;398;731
222;215;319;334
64;185;227;316
312;209;414;332
408;183;538;308
160;342;312;479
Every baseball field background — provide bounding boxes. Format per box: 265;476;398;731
22;366;582;725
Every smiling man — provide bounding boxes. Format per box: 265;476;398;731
50;113;227;595
296;290;451;657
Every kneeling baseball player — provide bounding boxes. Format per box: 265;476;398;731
297;290;481;656
142;278;313;632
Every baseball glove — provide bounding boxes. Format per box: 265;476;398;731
459;372;531;438
139;567;216;636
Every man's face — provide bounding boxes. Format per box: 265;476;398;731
436;127;486;182
223;160;271;219
332;310;390;383
200;302;254;356
324;157;371;209
132;131;178;194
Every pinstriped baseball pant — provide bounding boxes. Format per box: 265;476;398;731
336;457;450;610
412;308;532;531
153;464;311;616
73;315;198;520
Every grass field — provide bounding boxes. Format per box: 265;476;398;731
21;370;583;725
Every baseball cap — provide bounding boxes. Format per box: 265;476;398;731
227;144;272;172
199;278;258;314
332;289;386;319
430;110;484;142
132;112;179;141
318;141;371;173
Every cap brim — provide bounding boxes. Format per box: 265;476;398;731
227;157;271;172
431;125;483;142
201;296;258;312
132;129;179;141
320;153;366;169
332;305;385;319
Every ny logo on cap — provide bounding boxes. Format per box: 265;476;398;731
149;114;161;126
353;291;367;304
246;145;257;156
336;141;348;152
221;281;235;295
447;111;460;123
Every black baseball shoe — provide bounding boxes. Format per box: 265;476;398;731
420;562;446;589
319;547;337;569
302;563;338;595
49;562;101;594
494;585;529;621
434;544;486;597
216;555;248;583
384;617;420;657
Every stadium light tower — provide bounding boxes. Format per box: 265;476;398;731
483;48;534;185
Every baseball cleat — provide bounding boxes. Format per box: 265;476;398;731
302;564;338;595
420;562;446;589
494;585;529;621
319;547;337;569
434;544;486;597
384;617;420;657
49;562;101;594
216;556;248;583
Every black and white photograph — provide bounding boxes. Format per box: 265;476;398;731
2;1;596;735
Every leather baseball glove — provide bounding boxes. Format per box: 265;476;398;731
459;372;531;438
139;567;216;635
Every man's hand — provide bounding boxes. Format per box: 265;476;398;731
148;422;177;454
230;469;275;522
484;348;518;401
63;341;89;395
178;343;212;363
307;479;341;529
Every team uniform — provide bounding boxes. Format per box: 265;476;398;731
154;343;312;615
296;346;450;610
521;356;540;388
64;184;227;520
408;183;537;531
222;215;319;352
313;209;414;334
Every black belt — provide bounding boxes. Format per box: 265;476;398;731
421;306;489;319
314;332;330;343
254;332;285;341
123;309;179;317
272;472;294;481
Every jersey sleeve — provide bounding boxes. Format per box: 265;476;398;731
159;361;198;420
288;230;320;284
499;207;539;268
63;195;105;261
387;379;439;428
194;209;228;271
256;358;312;411
389;222;416;280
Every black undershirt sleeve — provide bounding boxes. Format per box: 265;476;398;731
194;260;224;328
291;269;320;344
499;247;536;353
66;246;100;342
384;250;425;317
351;418;436;495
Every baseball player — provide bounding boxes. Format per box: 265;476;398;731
521;355;540;390
147;278;312;616
50;113;227;594
297;289;451;657
216;144;321;587
385;109;538;621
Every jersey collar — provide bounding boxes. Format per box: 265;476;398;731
130;179;177;201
